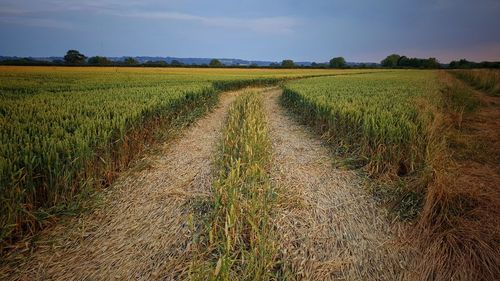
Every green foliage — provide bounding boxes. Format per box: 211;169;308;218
399;57;440;68
0;58;54;66
448;59;473;69
144;60;168;67
64;50;87;65
87;56;112;65
281;59;295;68
448;59;500;69
329;57;346;68
123;57;139;65
209;59;223;67
381;54;401;67
170;60;182;66
382;54;440;69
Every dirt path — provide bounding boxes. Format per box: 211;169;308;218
263;89;412;280
3;90;241;280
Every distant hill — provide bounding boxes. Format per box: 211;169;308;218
131;56;277;66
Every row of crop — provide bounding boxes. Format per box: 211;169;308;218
0;66;374;97
0;77;285;252
282;72;440;177
191;90;277;280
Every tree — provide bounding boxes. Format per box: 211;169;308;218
64;50;86;64
209;59;223;67
397;56;410;67
381;54;401;67
281;59;295;68
449;59;473;69
88;56;111;65
144;60;167;67
329;57;346;68
123;57;138;65
170;60;182;66
423;57;440;69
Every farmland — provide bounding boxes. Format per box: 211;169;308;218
1;67;498;281
282;71;443;219
283;71;441;178
281;70;499;280
0;66;370;250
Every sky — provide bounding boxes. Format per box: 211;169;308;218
0;0;499;63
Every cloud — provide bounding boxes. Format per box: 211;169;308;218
0;0;298;34
0;16;74;29
107;11;298;34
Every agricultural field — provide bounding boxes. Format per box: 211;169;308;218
284;71;440;177
0;66;371;251
282;70;499;280
0;67;498;281
282;71;444;217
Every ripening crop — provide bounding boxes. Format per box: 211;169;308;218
282;71;441;177
0;66;369;250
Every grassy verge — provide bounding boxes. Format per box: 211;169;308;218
450;69;500;96
414;72;500;281
191;90;279;280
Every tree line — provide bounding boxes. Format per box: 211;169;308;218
380;53;500;69
0;50;352;68
380;54;440;68
1;50;498;69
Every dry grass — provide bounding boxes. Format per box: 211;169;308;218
412;72;500;281
450;69;500;97
264;89;413;280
